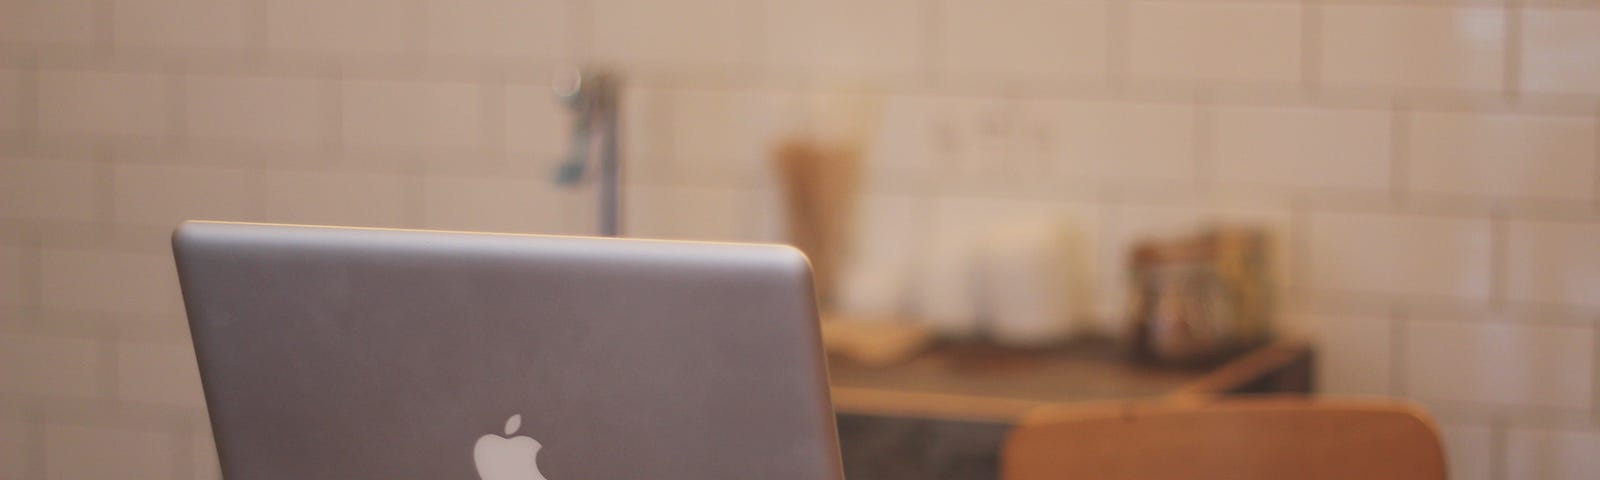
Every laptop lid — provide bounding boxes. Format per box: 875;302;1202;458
174;222;841;480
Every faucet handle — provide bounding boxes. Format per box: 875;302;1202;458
552;67;585;108
554;158;585;185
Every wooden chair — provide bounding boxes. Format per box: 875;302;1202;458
1002;397;1447;480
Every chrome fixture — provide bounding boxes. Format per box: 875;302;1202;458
552;68;622;236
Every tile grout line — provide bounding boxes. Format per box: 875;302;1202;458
1389;306;1408;396
248;142;271;222
919;0;943;84
93;146;117;234
1389;99;1410;206
191;417;217;479
172;423;195;480
23;401;43;480
997;93;1023;183
12;50;1600;118
1192;91;1217;189
1301;0;1323;93
1489;210;1507;309
1106;0;1131;92
21;230;44;322
321;68;344;155
1592;322;1600;424
484;68;510;170
1287;198;1310;303
742;0;764;78
168;64;188;151
410;0;429;62
243;0;269;56
1308;299;1600;330
18;53;38;150
659;78;680;176
401;171;427;230
1087;0;1594;5
1489;412;1508;480
93;0;114;58
97;328;121;403
571;0;593;61
1412;400;1590;421
1503;0;1523;102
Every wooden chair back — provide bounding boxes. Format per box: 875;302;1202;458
1003;397;1447;480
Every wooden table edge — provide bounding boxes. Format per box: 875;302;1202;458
829;339;1314;423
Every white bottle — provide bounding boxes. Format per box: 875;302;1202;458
973;218;1082;347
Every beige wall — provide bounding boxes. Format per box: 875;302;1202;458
3;0;1599;478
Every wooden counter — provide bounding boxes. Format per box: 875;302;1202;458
828;339;1314;480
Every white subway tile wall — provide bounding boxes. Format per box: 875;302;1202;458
114;341;205;407
262;171;411;227
762;0;923;76
623;185;778;243
1520;9;1600;96
862;94;941;187
423;0;573;60
590;0;755;68
0;410;23;479
1057;101;1197;183
112;164;263;227
1406;320;1594;409
0;68;21;132
37;71;174;138
1128;2;1301;83
2;0;1598;478
44;424;178;479
341;80;487;151
1506;220;1600;308
1307;212;1492;299
264;0;423;56
0;158;100;222
1506;429;1600;480
112;0;251;51
192;434;220;480
619;86;673;171
1311;314;1393;396
1320;5;1505;92
0;0;98;46
909;95;1010;177
0;245;26;307
1212;105;1391;191
937;0;1107;79
504;83;569;157
40;249;177;316
0;334;101;399
421;176;589;235
1407;111;1595;202
1440;424;1494;480
669;88;798;181
184;75;326;146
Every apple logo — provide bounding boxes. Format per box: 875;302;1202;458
474;414;549;480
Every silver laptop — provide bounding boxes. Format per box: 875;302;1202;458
173;222;842;480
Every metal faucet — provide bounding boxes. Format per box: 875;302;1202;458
552;68;622;237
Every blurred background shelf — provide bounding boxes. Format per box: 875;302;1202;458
829;339;1313;480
